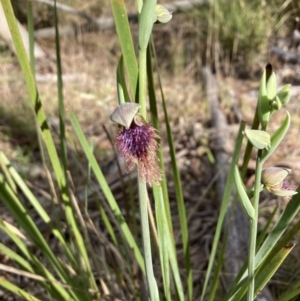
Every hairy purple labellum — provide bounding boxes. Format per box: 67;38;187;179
115;116;162;185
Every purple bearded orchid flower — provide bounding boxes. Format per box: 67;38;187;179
110;103;162;185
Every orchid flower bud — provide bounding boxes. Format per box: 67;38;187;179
261;167;298;197
154;5;172;23
258;64;276;129
110;103;140;129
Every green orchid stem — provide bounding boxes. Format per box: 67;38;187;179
137;0;143;14
248;151;263;301
139;48;148;119
138;28;159;301
247;184;264;200
138;181;159;300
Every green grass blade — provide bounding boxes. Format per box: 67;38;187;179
251;245;294;300
0;221;75;300
54;0;68;177
0;242;35;272
228;190;300;300
1;0;64;189
201;121;246;301
0;155;17;193
224;205;278;301
98;203;118;246
207;234;226;301
52;11;93;291
154;185;184;301
69;112;145;272
254;191;300;270
138;181;159;301
147;44;171;230
234;245;294;301
0;153;49;220
147;42;184;299
168;227;185;301
0;178;89;300
0;174;49;251
154;186;171;301
117;56;131;104
149;39;192;300
2;3;97;291
85;150;118;247
162;75;192;300
110;0;138;98
0;151;77;265
27;1;35;75
278;269;300;301
261;217;300;301
84;140;94;211
0;277;42;301
1;2;89;272
278;287;300;301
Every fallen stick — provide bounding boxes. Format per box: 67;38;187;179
34;0;207;39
